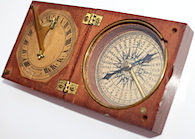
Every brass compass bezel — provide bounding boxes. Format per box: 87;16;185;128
83;19;168;109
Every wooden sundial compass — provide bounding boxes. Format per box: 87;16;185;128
2;1;193;134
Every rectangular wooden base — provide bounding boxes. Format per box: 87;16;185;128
2;1;193;135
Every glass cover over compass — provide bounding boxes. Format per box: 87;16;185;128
83;20;167;109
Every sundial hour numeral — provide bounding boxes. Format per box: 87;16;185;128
23;39;29;45
60;18;64;24
50;64;57;70
22;49;27;54
28;29;33;36
23;61;31;67
44;68;51;74
46;15;51;21
57;58;64;63
64;22;69;29
40;19;44;24
65;38;71;45
63;50;69;53
66;29;72;36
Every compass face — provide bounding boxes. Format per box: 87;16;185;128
83;20;167;109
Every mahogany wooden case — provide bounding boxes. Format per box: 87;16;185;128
2;1;193;135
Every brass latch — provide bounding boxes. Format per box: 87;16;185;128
56;80;78;94
82;13;103;26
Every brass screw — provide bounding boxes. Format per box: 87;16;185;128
58;85;64;89
3;69;10;75
84;16;89;22
140;107;147;114
140;107;148;122
95;18;100;25
70;86;75;91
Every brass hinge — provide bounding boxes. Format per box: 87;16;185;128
82;13;103;26
56;80;78;94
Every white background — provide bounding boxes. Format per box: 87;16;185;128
0;0;195;139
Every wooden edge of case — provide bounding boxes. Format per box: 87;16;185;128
152;25;194;134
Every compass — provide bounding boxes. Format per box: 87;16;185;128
83;20;167;109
